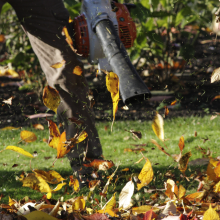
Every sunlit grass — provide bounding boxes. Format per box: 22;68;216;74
0;115;218;203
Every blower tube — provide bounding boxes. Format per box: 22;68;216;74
94;19;151;104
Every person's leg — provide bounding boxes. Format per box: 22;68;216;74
7;0;103;176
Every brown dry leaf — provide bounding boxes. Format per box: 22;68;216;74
43;86;60;113
195;131;197;137
165;182;175;200
72;196;85;211
88;180;100;191
125;129;142;139
210;115;218;120
203;204;220;220
33;124;44;130
0;34;5;43
178;136;185;152
211;95;220;102
106;72;119;131
137;158;154;190
50;60;65;69
69;175;80;192
47;119;60;149
20;130;37;143
171;100;177;106
4;146;34;158
152;112;164;141
12;164;18;167
3;97;13;105
164;106;169;117
150;139;171;157
211;67;220;83
178;185;186;199
83;159;114;171
178;151;192;175
121;168;129;172
73;66;83;76
68;116;84;125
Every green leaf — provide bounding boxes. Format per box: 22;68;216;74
150;11;173;18
147;32;164;49
13;52;25;65
1;3;12;14
175;7;192;26
131;3;150;23
130;48;141;61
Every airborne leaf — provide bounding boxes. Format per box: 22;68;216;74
150;139;171;157
50;60;65;69
178;151;192;174
106;72;119;131
152;112;164;141
83;159;114;171
137;158;154;190
47;119;60;150
178;136;185;152
211;67;220;83
119;180;134;210
43;86;60;113
72;196;85;211
73;66;83;75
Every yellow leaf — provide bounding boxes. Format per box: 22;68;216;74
72;196;85;211
52;182;66;192
73;66;83;76
152;112;164;141
121;168;129;172
185;191;204;201
178;185;186;199
33;124;44;130
214;161;220;178
20;130;37;143
214;181;220;193
98;209;118;217
43;86;60;113
137;158;154;190
5;146;34;158
47;192;52;199
106;72;119;131
47;119;60;150
33;170;65;184
5;69;19;78
211;67;220;83
203;204;220;220
132;206;159;215
178;151;192;174
178;136;185;152
35;174;52;193
0;126;20;130
103;192;116;210
0;34;5;43
8;196;15;206
57;131;68;158
50;60;65;69
23;211;57;220
207;158;220;183
75;131;88;144
69;176;80;192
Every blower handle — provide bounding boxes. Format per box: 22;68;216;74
94;18;151;104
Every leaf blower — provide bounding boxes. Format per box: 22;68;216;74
72;0;151;104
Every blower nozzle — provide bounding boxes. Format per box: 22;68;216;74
94;19;151;104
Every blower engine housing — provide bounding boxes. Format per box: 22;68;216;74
73;0;137;63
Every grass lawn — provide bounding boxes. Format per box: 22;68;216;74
0;114;219;204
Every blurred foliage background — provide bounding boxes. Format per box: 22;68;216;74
0;0;219;93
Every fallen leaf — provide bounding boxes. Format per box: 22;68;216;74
143;208;153;220
0;126;20;130
73;66;83;75
203;204;220;220
12;164;19;167
50;60;65;69
162;201;177;215
3;97;13;105
185;191;204;201
211;67;220;83
106;72;119;131
20;130;37;143
83;213;110;220
33;124;44;130
207;158;220;182
8;196;16;206
137;158;154;190
178;151;192;175
171;100;177;105
152;112;164;141
178;136;185;152
22;210;57;220
121;168;129;172
119;180;134;210
43;86;60;113
69;175;80;192
178;185;186;199
210;115;217;121
124;148;146;153
195;131;197;137
150;139;171;157
125;129;142;139
4;146;34;158
102;192;116;210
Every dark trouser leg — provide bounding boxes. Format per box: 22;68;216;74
7;0;103;172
